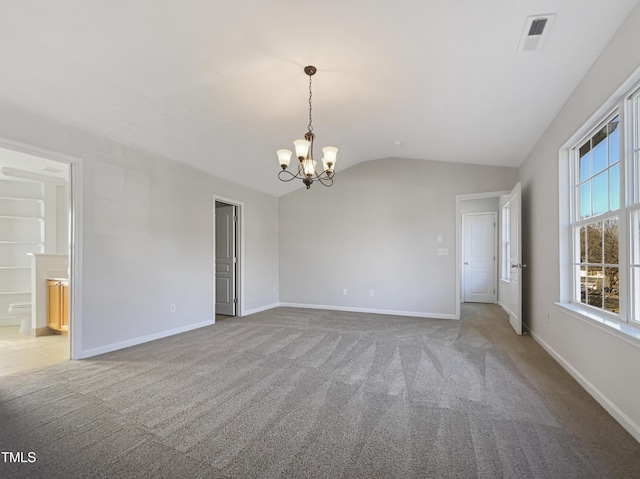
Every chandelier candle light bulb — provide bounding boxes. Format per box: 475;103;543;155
277;65;338;189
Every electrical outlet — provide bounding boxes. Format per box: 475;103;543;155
170;303;177;313
369;289;374;297
343;289;347;296
273;286;276;294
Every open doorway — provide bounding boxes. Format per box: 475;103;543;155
455;189;510;320
214;197;242;320
0;146;73;375
455;184;524;333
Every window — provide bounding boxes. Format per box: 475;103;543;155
631;87;640;322
501;202;510;281
566;82;640;328
572;115;620;314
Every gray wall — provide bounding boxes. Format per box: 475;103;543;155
0;100;279;358
520;3;640;440
279;158;518;318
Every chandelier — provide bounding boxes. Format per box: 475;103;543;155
277;65;338;189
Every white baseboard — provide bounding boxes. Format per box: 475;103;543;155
498;301;510;315
279;302;457;320
532;332;640;443
78;319;215;359
243;303;279;316
0;318;21;327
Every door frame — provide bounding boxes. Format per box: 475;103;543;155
213;195;244;319
455;189;509;319
461;211;498;303
0;136;83;360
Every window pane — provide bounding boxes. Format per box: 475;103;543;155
592;171;608;215
604;267;619;313
579;225;587;262
586;266;604;308
633;210;640;263
633;266;640;323
592;126;608;174
632;212;640;322
579;144;591;183
636;96;640;205
609;164;620;211
608;117;619;165
579;265;588;304
579;182;591;219
587;222;602;263
603;219;618;265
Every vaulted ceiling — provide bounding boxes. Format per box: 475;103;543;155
1;1;638;196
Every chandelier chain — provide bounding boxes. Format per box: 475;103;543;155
307;74;313;133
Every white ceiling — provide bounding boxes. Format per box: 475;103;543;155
0;0;638;197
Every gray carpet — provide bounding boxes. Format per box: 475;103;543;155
1;304;639;478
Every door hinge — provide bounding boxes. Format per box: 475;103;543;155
233;216;238;222
233;298;238;304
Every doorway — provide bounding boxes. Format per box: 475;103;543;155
0;145;75;374
214;198;241;318
455;190;509;320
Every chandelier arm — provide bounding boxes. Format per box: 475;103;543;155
313;173;334;187
278;170;303;182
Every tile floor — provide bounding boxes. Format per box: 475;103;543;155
0;327;68;377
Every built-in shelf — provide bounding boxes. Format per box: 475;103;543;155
0;215;43;220
0;179;46;325
0;241;44;245
0;196;43;202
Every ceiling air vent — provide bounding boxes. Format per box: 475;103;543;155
517;14;556;53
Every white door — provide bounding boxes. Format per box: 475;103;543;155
507;182;524;335
463;213;497;303
215;203;236;316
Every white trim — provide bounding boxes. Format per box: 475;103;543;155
498;300;510;316
243;303;280;316
555;302;640;349
0;319;21;327
78;319;215;359
279;302;458;320
532;331;640;443
69;160;82;360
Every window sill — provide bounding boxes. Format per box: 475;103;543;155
555;302;640;349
